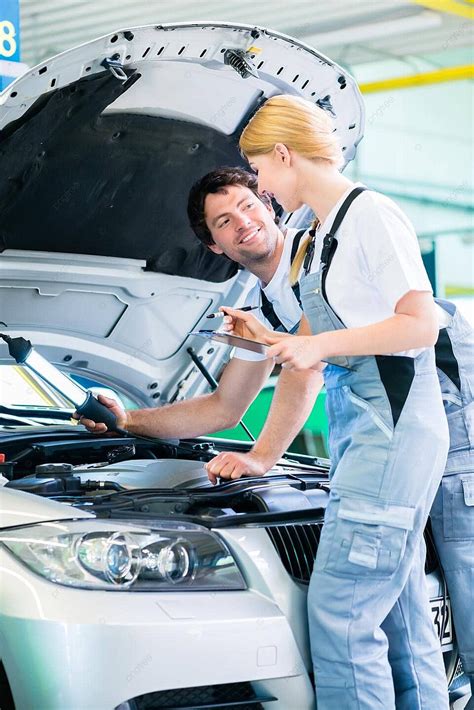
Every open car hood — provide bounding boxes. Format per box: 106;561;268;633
0;22;364;405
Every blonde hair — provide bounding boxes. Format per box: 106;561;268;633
240;95;342;286
239;94;344;168
288;234;310;286
289;216;321;286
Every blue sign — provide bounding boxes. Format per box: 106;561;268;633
0;0;20;62
0;0;21;90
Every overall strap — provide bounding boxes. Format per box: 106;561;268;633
321;186;367;265
303;186;367;276
289;228;306;308
320;186;367;306
290;228;307;262
259;229;306;331
260;289;286;331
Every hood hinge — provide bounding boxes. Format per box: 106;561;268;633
101;56;128;82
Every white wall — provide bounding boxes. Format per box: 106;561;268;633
346;47;473;294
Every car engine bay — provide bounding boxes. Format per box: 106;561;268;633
0;427;443;586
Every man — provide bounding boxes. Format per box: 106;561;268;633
78;167;323;476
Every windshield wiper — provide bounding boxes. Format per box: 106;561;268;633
0;404;74;421
0;413;46;426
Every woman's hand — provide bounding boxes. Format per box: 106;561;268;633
266;334;325;371
219;306;286;343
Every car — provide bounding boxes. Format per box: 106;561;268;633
0;21;466;710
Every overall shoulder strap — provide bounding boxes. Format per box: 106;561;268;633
319;186;367;317
302;187;367;275
290;229;307;308
259;229;307;332
260;289;286;331
320;186;367;266
290;228;307;263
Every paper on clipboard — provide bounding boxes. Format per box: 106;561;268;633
189;330;268;354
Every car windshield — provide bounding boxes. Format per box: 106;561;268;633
0;365;128;426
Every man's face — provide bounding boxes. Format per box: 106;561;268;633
204;184;280;267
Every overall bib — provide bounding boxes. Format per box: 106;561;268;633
301;188;450;709
430;298;474;705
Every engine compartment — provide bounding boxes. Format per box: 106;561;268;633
0;426;451;602
1;427;331;526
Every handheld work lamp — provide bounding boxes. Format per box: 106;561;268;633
0;333;126;434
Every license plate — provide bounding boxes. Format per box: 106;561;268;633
431;596;453;647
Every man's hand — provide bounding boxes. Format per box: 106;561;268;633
73;394;128;434
220;307;286;344
205;451;270;485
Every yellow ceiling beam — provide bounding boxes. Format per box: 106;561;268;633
360;64;473;93
410;0;474;19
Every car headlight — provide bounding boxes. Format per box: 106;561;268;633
0;519;246;591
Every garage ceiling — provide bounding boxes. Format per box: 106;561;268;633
19;0;474;69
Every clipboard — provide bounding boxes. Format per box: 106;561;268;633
189;330;269;354
189;329;354;371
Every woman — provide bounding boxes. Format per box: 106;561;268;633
222;95;450;709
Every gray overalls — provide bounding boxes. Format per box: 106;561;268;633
301;188;450;709
430;298;474;707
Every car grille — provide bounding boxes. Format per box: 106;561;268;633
266;522;324;584
267;521;440;583
128;681;276;709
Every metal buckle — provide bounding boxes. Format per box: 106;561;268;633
320;234;334;265
303;236;316;274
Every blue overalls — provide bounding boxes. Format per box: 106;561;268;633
430;298;474;707
301;188;450;709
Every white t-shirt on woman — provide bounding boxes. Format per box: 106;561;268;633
307;184;433;358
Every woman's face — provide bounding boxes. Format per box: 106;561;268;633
249;148;303;213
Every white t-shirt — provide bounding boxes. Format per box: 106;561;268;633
233;185;442;361
305;184;433;358
233;227;303;362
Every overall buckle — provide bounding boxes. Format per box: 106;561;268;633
303;236;316;274
320;234;334;265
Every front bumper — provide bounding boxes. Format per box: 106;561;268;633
0;538;314;710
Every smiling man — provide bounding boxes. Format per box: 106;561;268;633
78;167;323;479
193;169;284;284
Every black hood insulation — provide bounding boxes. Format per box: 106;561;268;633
0;70;245;282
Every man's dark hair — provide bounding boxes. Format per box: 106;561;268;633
187;166;272;247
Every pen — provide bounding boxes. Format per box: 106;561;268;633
206;305;260;319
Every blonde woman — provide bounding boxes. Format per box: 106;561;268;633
221;95;450;709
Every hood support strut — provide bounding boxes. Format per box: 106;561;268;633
186;346;255;442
